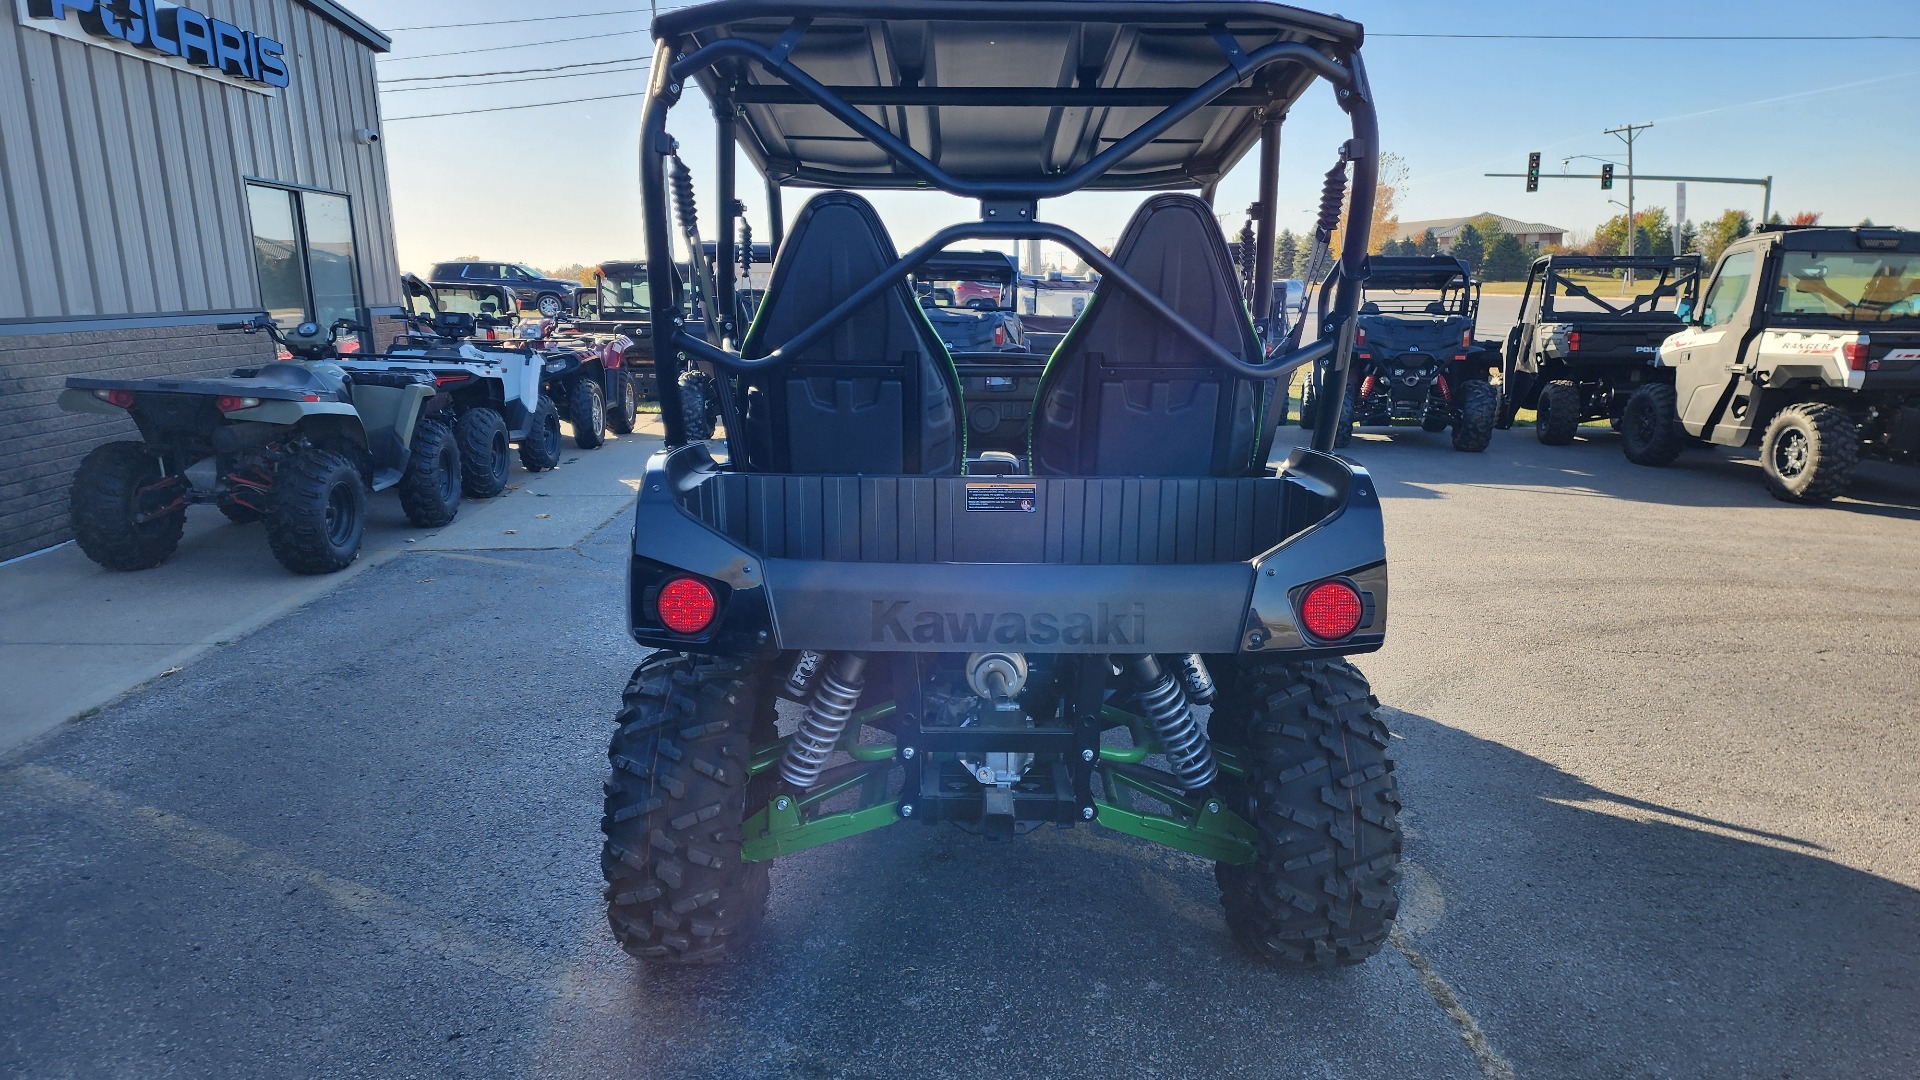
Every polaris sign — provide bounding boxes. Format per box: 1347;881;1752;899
18;0;290;93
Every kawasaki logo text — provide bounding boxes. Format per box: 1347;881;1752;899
871;601;1146;646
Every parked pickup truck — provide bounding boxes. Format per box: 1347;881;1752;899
1499;253;1702;444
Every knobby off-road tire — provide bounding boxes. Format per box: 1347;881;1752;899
1333;393;1355;449
679;369;719;441
1620;384;1687;467
519;395;563;473
602;652;774;964
70;442;185;571
458;407;511;499
265;447;365;575
397;418;461;528
1213;658;1401;967
1450;379;1498;453
570;378;606;449
607;371;639;435
1536;380;1581;446
1761;402;1860;503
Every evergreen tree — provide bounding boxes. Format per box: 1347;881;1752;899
1452;223;1486;275
1275;229;1299;279
1416;229;1440;256
1678;219;1700;254
1484;232;1529;281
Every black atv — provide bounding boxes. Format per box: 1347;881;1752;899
1335;256;1500;451
602;0;1399;969
59;317;461;574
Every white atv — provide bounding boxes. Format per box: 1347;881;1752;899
341;280;564;498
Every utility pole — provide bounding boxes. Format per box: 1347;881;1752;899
1605;122;1652;282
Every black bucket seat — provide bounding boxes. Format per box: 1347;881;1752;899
1030;193;1265;477
738;191;963;475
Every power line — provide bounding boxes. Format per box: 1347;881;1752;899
1374;32;1920;40
381;63;650;93
380;57;643;85
388;9;650;32
377;29;645;63
386;92;644;123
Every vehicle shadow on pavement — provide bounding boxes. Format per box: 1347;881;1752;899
1349;429;1920;520
1384;707;1920;1080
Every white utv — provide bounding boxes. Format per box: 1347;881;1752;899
1621;226;1920;502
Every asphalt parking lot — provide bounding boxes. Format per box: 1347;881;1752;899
2;427;1916;1079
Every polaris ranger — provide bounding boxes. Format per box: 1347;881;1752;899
1500;253;1702;444
1342;255;1499;451
603;0;1399;969
1621;226;1920;501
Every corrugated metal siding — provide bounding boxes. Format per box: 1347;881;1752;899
0;0;400;325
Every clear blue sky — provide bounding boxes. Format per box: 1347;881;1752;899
357;0;1920;274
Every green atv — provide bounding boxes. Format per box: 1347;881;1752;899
59;316;462;574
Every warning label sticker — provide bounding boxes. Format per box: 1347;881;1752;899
965;482;1038;513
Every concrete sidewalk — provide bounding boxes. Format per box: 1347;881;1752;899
0;417;664;757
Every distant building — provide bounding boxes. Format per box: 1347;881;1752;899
1394;214;1567;253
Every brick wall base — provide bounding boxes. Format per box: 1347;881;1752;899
0;324;277;562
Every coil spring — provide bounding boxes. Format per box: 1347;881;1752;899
1130;657;1217;791
738;219;755;275
669;155;698;236
779;653;867;789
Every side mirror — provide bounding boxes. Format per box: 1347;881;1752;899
1675;301;1693;322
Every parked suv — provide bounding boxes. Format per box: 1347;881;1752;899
427;261;582;319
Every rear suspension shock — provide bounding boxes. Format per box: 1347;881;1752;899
1125;655;1217;792
779;653;868;789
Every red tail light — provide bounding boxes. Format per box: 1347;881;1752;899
1843;338;1871;372
1461;330;1472;348
435;374;471;387
658;576;718;635
92;389;135;409
993;324;1006;347
1356;327;1367;346
1300;580;1364;641
1568;331;1581;352
215;396;262;412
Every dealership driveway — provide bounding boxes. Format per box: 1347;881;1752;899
2;428;1917;1079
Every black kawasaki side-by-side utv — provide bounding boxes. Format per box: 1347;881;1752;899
606;0;1399;968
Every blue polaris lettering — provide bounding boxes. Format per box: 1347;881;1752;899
163;6;215;67
257;37;290;88
29;0;286;86
210;19;249;78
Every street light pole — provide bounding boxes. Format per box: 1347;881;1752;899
1605;121;1653;283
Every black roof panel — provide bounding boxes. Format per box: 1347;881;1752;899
655;0;1362;191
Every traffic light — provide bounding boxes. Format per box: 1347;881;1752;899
1601;163;1614;190
1526;152;1540;193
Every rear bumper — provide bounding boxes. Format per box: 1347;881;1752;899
627;444;1388;657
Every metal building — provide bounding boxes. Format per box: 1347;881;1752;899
0;0;397;562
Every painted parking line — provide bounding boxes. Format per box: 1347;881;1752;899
1391;926;1517;1080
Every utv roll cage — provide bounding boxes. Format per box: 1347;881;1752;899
1360;255;1477;319
1525;254;1703;320
639;0;1380;453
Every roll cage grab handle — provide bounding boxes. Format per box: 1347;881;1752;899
640;20;1380;456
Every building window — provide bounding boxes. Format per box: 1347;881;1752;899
245;182;362;332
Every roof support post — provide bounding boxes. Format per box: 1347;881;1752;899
640;39;690;449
